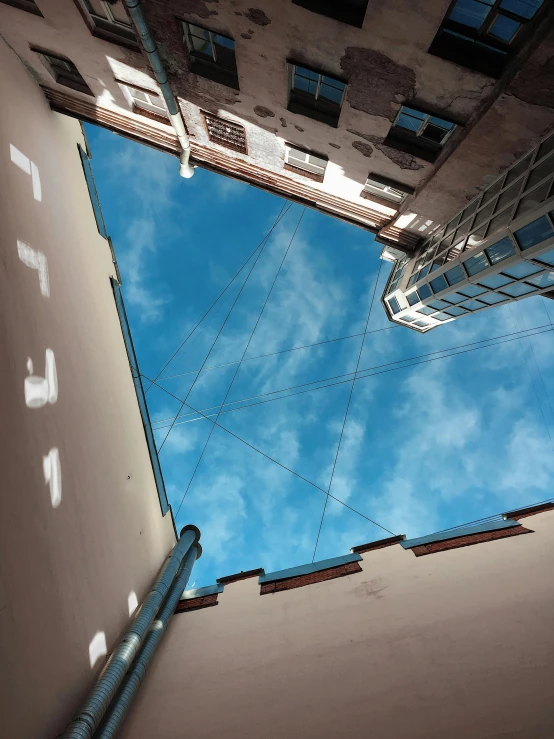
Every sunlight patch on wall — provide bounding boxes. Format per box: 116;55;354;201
25;349;58;408
10;144;41;201
89;631;107;669
17;240;50;297
127;590;139;616
43;447;62;508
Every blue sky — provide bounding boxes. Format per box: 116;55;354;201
86;123;554;588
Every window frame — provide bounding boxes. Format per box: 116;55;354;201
385;105;457;163
361;173;414;208
284;144;328;181
32;48;93;96
287;62;346;128
291;0;369;28
1;0;43;16
182;21;239;90
429;0;547;77
74;0;138;49
119;82;169;123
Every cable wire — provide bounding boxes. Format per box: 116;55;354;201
151;322;554;430
145;201;292;392
158;324;401;383
174;208;305;518
157;202;290;452
312;257;386;562
141;372;395;532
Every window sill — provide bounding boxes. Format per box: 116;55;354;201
287;99;340;128
91;27;140;51
383;134;440;164
284;162;325;182
190;60;239;90
56;77;94;97
360;189;403;209
132;103;170;125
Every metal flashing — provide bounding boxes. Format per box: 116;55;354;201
259;553;362;584
180;583;223;600
401;518;521;549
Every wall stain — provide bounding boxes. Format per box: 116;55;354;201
245;8;271;26
341;47;416;121
509;54;554;109
241;33;252;39
279;117;287;127
329;142;340;149
254;105;275;118
294;124;304;132
354;579;387;600
352;141;373;157
348;129;424;170
178;0;219;18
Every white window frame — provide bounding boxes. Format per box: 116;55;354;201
79;0;133;30
392;106;456;147
285;145;327;178
120;83;168;118
363;177;408;204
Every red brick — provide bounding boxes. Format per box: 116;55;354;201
411;526;532;557
260;561;362;595
175;593;219;613
351;535;405;554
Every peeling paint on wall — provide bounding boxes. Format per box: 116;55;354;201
244;8;271;26
279;117;287;127
509;55;554;110
294;125;304;132
254;105;275;118
329;143;340;149
178;0;219;19
341;47;416;122
352;141;373;157
348;130;424;170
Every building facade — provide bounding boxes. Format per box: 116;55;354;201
1;0;554;252
0;34;175;739
382;129;554;330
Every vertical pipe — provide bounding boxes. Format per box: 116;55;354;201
61;526;200;739
96;539;201;738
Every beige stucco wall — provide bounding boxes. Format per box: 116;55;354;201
120;509;554;739
0;37;175;739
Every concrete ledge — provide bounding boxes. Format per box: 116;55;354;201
505;501;554;520
350;535;406;553
260;553;362;585
217;568;265;585
260;560;363;595
401;518;521;549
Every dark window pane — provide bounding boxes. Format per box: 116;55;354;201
408;273;419;286
538;133;554;161
449;0;493;27
504;154;533;187
420;263;432;278
459;283;487;297
462;198;481;221
495;179;524;212
485;236;515;264
296;66;319;80
499;0;543;19
430;274;448;293
515;181;551;217
407;291;420;306
463;299;487;310
445;265;466;285
514;216;553;250
388;296;401;314
422;123;449;143
319;83;343;104
500;282;537;297
396;112;424;133
418;283;433;299
502;261;541;279
479;273;513;288
525;152;554;191
482;176;505;204
480;292;508;304
213;34;234;49
474;199;497;227
447;213;462;233
429;300;450;309
487;207;514;237
464;251;489;275
489;15;520;42
528;271;554;288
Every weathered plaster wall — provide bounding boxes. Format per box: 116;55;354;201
0;37;175;739
120;508;554;739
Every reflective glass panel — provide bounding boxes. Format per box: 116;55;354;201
445;265;466;285
485;236;516;264
514;216;554;250
444;292;467;304
402;315;416;322
429;300;450;310
430;274;448;293
445;306;468;316
418;306;436;315
388;296;401;314
463;299;487;310
534;247;554;267
406;291;420;306
528;271;554;288
458;283;487;297
502;261;541;279
433;312;452;321
478;273;513;288
449;0;493;27
414;320;429;327
489;16;520;42
464;251;489;275
418;283;432;299
479;292;508;304
500;282;537;297
500;0;543;19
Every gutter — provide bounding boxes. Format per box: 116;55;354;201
123;0;194;178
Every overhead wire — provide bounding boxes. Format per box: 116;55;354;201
174;207;306;519
141;371;395;532
156;202;290;452
150;322;554;430
158;323;401;383
312;257;387;562
144;201;292;392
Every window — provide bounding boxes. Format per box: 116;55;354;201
502;261;541;279
418;283;432;299
514;216;554;250
430;274;448;293
1;0;42;16
528;271;554;288
33;49;93;95
79;145;107;238
414;320;430;327
288;64;346;127
75;1;137;47
385;106;456;163
182;22;239;89
458;283;487;297
464;251;489;276
291;0;369;27
388;296;401;314
361;174;414;207
407;291;420;306
479;292;508;304
500;282;537;296
444;264;466;285
485;236;515;264
463;299;487;310
284;145;327;180
204;113;247;153
478;273;513;288
429;0;546;77
121;83;168;122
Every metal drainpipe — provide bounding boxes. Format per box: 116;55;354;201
61;525;201;739
123;0;195;178
96;538;202;738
